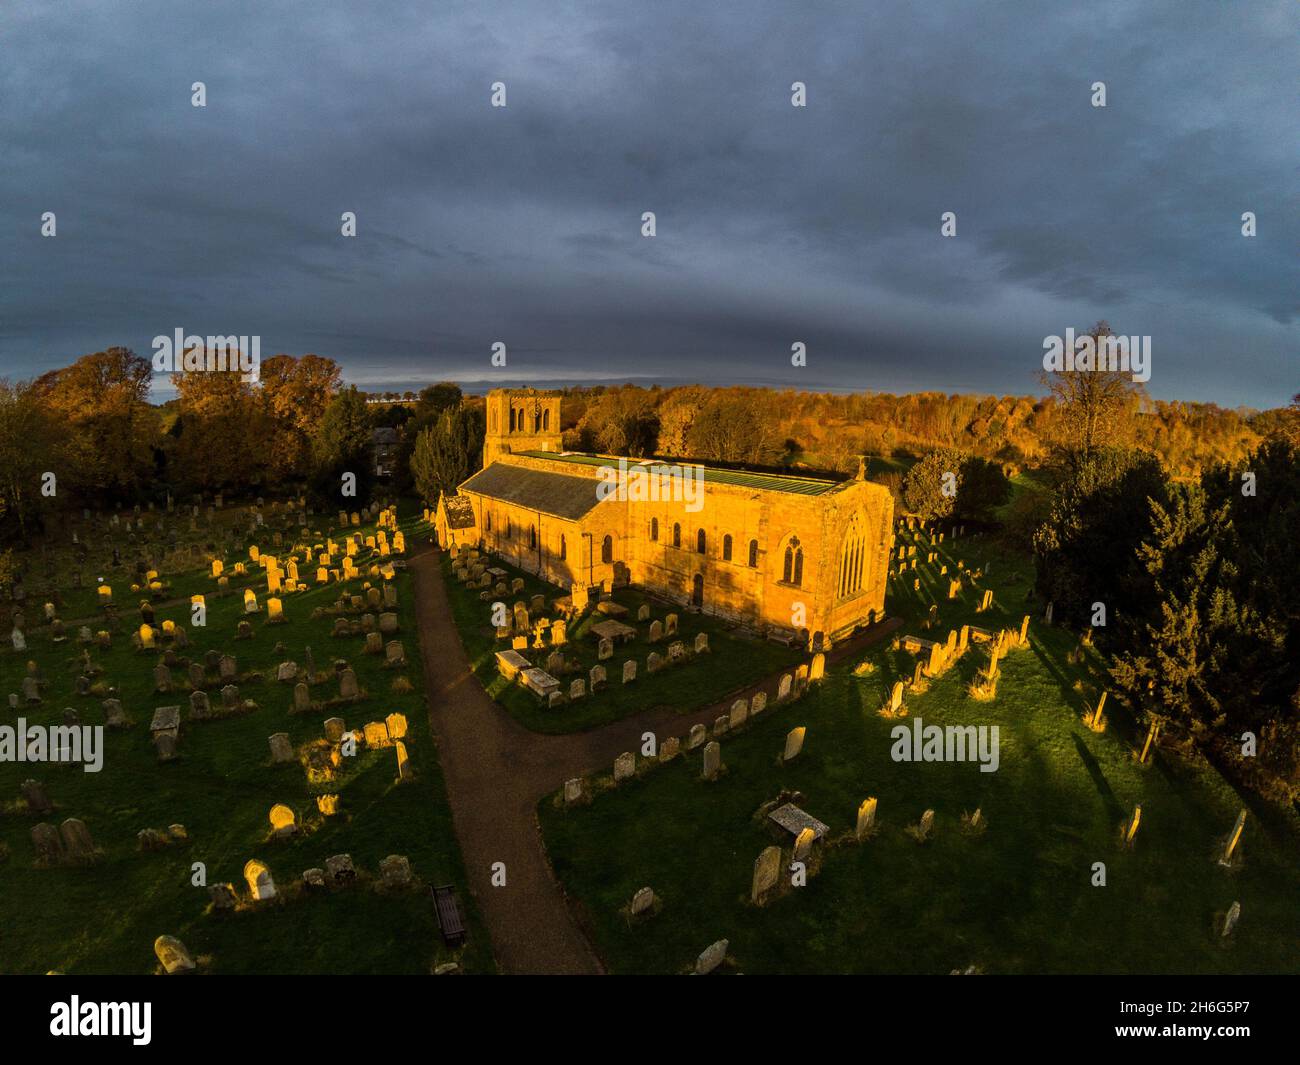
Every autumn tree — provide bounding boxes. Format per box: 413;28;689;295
258;354;343;484
168;360;270;493
0;379;59;542
1040;321;1144;465
32;347;157;504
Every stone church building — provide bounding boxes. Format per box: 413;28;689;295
435;388;894;649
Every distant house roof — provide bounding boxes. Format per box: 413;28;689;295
442;494;477;529
460;464;601;521
512;450;843;497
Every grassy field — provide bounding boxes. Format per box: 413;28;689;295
442;554;803;734
0;503;494;975
539;525;1300;974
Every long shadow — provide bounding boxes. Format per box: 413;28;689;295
1071;733;1123;821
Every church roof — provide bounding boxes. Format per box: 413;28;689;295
441;494;477;529
512;451;844;497
460;464;601;521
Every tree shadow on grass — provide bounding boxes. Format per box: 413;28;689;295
1071;733;1123;821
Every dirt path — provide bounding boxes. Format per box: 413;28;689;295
409;543;901;974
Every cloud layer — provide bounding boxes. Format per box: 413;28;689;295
1;0;1295;406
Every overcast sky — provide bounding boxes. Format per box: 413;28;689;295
1;0;1295;407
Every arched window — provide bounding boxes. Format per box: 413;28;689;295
560;534;567;560
534;409;541;432
696;529;706;554
543;409;551;431
723;534;732;561
838;513;866;598
601;535;613;564
672;523;681;549
783;536;803;586
508;407;515;432
748;539;758;567
650;517;659;542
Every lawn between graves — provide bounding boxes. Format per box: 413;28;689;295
539;526;1300;974
0;505;493;975
438;551;803;735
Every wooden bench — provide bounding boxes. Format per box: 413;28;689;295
432;884;466;948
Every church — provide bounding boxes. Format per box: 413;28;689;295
435;388;894;650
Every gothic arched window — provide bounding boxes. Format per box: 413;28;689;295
783;536;803;586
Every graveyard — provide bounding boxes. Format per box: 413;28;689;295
439;545;804;734
0;500;491;975
538;522;1300;975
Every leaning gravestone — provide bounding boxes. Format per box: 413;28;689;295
752;846;781;904
696;939;728;975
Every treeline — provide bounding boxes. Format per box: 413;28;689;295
0;348;372;544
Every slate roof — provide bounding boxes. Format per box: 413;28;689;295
442;494;477;529
512;450;843;497
460;464;602;520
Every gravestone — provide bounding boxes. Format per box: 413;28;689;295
687;723;707;750
32;823;64;864
856;797;878;840
563;778;583;805
694;632;709;653
696;939;728;976
777;674;792;701
244;859;276;900
782;726;806;763
339;668;359;699
154;935;196;975
189;690;211;720
660;736;680;762
702;741;721;781
324;717;346;742
613;751;635;783
268;733;294;763
729;699;748;729
751;846;781;904
326;853;357;887
60;818;95;862
630;886;656;916
622;659;637;684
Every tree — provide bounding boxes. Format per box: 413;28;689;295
32;347;157;504
410;406;485;503
901;448;963;521
310;386;375;504
1031;447;1169;628
0;380;58;542
1040;321;1144;465
685;394;779;464
258;354;342;484
168;360;270;493
578;387;660;457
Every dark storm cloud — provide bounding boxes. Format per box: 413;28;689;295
0;0;1294;405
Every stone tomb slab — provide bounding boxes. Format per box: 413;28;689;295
589;619;637;644
767;803;830;843
494;650;532;681
520;668;561;699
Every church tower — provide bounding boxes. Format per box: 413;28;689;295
482;388;563;468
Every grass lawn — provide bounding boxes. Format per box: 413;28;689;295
0;504;493;975
539;525;1300;974
440;552;803;735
